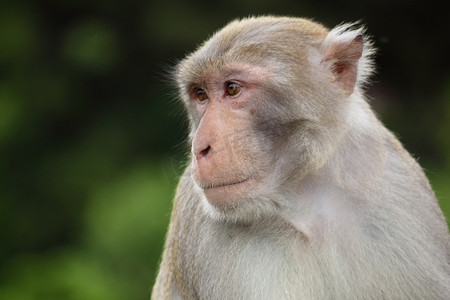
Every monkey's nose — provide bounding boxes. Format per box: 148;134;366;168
197;145;211;159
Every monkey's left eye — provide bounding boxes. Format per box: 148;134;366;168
226;82;241;96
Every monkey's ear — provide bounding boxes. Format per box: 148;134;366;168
320;24;372;95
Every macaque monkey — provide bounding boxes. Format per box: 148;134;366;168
152;16;450;299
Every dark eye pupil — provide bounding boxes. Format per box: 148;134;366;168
197;89;207;101
227;83;240;95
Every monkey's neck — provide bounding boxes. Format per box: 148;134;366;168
282;101;385;241
280;173;362;242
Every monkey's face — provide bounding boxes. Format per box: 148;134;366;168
187;63;274;211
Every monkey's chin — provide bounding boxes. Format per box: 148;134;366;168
196;178;279;223
201;177;253;208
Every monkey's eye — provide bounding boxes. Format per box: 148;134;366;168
226;82;241;96
195;88;208;103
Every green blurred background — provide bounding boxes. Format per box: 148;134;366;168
0;0;449;299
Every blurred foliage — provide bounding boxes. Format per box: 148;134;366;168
0;0;448;299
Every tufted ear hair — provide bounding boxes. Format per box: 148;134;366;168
320;23;375;95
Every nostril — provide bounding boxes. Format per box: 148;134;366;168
199;145;211;158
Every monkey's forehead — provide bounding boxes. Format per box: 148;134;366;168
176;16;328;84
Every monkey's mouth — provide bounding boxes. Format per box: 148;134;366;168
202;177;251;190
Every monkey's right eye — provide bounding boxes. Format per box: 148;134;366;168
195;88;208;103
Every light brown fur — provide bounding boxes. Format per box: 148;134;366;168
152;16;450;299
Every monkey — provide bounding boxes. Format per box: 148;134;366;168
152;16;450;299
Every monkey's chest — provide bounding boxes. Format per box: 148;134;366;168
186;225;329;300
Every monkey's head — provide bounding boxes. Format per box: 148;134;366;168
176;16;374;222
